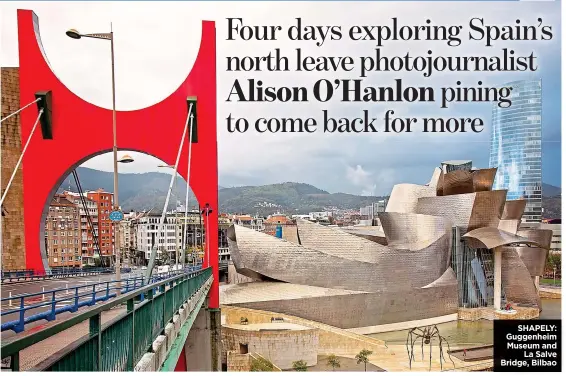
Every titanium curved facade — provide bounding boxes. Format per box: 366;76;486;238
224;159;551;328
489;79;542;223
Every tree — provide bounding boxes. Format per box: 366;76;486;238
292;360;308;372
546;253;561;278
326;354;340;371
355;349;373;372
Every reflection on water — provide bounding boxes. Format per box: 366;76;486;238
540;298;561;320
368;299;560;347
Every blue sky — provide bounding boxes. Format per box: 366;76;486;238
1;1;561;194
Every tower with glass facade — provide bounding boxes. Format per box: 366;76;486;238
489;80;542;223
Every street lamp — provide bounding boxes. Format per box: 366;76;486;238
67;25;124;288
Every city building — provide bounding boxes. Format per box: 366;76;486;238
230;215;264;231
308;211;333;221
118;213;138;266
360;200;387;225
490;79;543;223
263;214;294;237
134;213;179;263
86;189;115;261
223;160;551;330
45;194;82;267
63;191;99;266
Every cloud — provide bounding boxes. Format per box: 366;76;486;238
0;1;561;193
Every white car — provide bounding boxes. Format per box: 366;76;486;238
141;266;147;270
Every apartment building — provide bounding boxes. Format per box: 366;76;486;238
63;191;99;266
86;189;114;261
230;215;264;231
135;213;180;263
45;194;81;267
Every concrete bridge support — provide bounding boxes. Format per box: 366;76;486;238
184;299;222;371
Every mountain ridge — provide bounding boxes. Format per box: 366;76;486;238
58;167;561;217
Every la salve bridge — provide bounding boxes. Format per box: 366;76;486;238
1;9;221;371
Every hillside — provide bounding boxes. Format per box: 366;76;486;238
58;167;198;212
218;182;384;215
542;183;561;219
543;183;561;197
59;168;561;217
59;168;384;215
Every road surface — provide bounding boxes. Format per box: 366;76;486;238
1;270;144;340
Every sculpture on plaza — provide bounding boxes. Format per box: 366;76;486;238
406;325;455;371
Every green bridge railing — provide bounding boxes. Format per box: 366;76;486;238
1;267;212;371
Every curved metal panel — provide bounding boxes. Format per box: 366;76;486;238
296;219;387;262
222;282;458;329
472;168;497;192
341;227;388;245
467;190;507;231
514;246;548;277
442;170;474;195
498;219;521;235
436;170;445;196
517;229;553;249
417;190;506;232
462;227;547;250
228;223;452;293
379;212;451;251
502;200;527;220
422;267;457;288
427;167;442;188
501;247;541;309
385;184;436;213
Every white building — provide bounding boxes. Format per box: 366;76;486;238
135;213;183;262
230;215;264;231
309;211;333;221
291;214;311;220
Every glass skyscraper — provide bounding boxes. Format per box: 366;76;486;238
489;80;542;223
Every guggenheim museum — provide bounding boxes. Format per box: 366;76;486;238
221;160;552;332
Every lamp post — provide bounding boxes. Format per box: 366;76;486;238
66;26;131;289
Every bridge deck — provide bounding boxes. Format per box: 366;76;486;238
19;306;125;371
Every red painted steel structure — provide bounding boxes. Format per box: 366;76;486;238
16;9;220;308
174;347;188;371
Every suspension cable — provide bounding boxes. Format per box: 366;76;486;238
0;109;43;206
71;170;102;258
145;104;193;283
181;111;195;269
0;98;41;124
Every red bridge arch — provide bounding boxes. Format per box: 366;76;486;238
17;9;219;308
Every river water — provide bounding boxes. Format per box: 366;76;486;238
368;299;561;347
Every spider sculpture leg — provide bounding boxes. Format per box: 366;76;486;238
411;328;424;360
406;329;414;369
440;334;456;369
429;332;433;371
421;336;425;361
411;335;421;362
429;327;443;370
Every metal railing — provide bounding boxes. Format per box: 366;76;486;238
1;266;202;333
1;267;121;283
1;267;212;371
